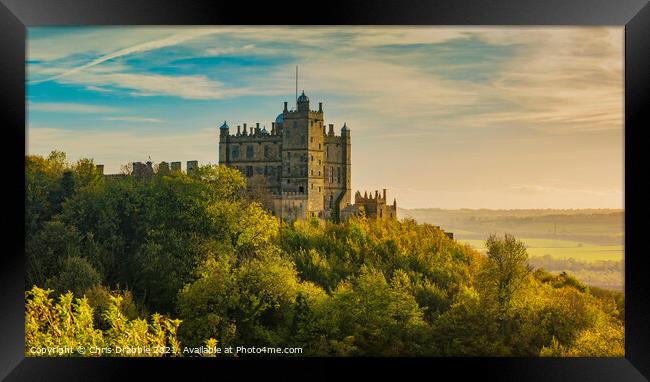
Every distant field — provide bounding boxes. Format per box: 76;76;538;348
458;238;624;263
401;208;624;290
458;237;624;290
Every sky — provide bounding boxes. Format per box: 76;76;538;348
26;27;624;209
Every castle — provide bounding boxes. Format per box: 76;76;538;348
218;90;396;222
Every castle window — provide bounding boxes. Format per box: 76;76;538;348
293;122;297;128
310;136;314;143
311;155;314;162
264;145;270;158
311;170;314;176
301;135;306;144
299;186;304;193
318;143;321;150
246;145;254;158
232;146;240;158
318;186;321;193
287;152;291;159
337;167;341;183
318;159;321;165
246;166;253;176
287;179;291;184
311;183;313;190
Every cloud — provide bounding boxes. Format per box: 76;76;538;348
103;116;165;123
29;102;120;113
60;70;228;99
30;29;220;84
204;43;255;56
506;184;622;197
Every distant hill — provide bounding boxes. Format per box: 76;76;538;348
398;208;623;246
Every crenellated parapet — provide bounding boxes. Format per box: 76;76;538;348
97;159;199;179
344;188;397;221
355;189;393;204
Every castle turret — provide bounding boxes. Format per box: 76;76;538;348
219;121;230;163
297;90;310;112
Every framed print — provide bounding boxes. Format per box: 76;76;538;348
1;0;649;380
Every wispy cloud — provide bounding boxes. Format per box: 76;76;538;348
104;116;165;123
29;29;220;84
29;102;120;113
63;71;228;99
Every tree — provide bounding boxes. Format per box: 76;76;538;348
323;266;427;356
478;233;531;321
46;256;102;297
25;286;182;357
26;221;84;288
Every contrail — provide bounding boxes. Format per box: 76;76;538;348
29;29;218;84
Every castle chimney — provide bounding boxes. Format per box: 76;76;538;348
256;122;260;132
383;189;386;200
237;125;241;136
328;124;334;136
243;123;247;135
284;102;288;112
271;122;275;135
318;102;323;112
394;198;397;208
375;190;379;199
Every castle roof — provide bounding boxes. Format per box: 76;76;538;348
275;113;284;125
297;90;309;103
219;120;229;129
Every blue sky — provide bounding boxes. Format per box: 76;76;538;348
27;27;624;209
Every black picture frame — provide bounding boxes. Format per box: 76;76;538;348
1;0;648;380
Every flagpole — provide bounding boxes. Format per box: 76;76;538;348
295;65;298;108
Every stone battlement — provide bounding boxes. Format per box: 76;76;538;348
96;160;199;178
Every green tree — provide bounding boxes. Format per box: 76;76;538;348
478;233;531;321
46;256;102;297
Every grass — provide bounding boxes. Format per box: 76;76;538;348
458;238;624;263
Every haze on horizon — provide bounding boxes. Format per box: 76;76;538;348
26;26;624;209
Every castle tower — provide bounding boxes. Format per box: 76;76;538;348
217;85;356;222
218;121;230;164
280;90;325;219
